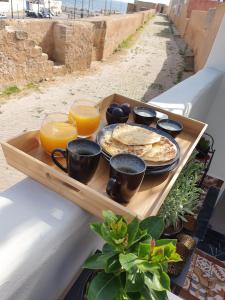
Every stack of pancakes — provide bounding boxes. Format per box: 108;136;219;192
101;124;177;164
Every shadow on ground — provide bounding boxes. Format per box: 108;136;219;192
142;15;193;103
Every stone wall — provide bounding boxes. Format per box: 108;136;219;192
168;1;225;71
53;21;93;71
88;19;106;61
9;20;55;60
0;10;155;89
187;0;217;18
90;9;154;60
126;1;156;13
0;26;54;88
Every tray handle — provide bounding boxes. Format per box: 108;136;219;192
45;172;80;193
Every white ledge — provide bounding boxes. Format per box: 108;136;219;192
149;67;223;121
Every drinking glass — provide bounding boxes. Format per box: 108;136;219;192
69;100;101;138
40;113;77;155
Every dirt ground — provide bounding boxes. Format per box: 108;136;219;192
0;14;190;191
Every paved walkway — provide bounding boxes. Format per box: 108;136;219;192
0;14;185;191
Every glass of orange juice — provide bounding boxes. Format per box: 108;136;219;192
40;113;77;155
69;100;101;138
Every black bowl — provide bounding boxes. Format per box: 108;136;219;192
106;110;129;125
133;106;156;126
157;119;183;137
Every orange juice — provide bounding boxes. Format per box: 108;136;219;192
69;104;100;137
40;121;77;154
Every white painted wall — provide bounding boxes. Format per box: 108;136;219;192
149;14;225;180
204;15;225;180
149;13;225;234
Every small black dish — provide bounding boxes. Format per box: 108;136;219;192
133;106;156;126
157;119;183;137
106;110;129;125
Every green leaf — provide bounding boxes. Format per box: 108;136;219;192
138;243;151;259
127;217;139;247
119;253;138;272
105;255;121;273
149;290;168;300
155;239;177;246
140;217;164;239
90;223;102;237
127;292;143;300
115;289;131;300
87;272;122;300
137;262;161;273
126;270;145;292
102;243;114;254
83;253;114;270
140;286;154;300
103;210;118;224
144;272;169;292
159;271;170;291
144;273;162;292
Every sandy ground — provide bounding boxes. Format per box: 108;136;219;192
0;14;187;191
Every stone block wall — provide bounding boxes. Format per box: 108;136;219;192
168;2;225;71
88;20;106;61
187;0;218;18
91;10;154;60
0;10;155;89
53;21;93;72
1;19;55;60
0;26;54;88
127;1;156;13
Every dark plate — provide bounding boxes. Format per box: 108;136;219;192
101;151;179;175
96;123;180;170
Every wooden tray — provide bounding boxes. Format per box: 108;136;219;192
1;94;207;221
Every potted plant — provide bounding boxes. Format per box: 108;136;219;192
159;153;204;237
82;210;181;300
196;137;210;159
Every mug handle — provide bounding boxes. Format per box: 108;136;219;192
106;177;120;199
51;149;68;173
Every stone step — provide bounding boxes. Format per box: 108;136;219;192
53;64;67;76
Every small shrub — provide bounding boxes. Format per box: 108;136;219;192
2;85;21;96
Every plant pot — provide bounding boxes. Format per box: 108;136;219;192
177;234;196;251
163;219;183;238
168;261;184;277
64;269;94;300
183;214;197;232
196;146;210;159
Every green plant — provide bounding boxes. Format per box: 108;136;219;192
83;210;181;300
197;137;210;152
1;85;21;96
159;152;204;229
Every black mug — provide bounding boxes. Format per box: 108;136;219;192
51;139;101;184
106;153;146;203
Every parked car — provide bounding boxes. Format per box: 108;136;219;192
0;13;7;19
26;10;38;18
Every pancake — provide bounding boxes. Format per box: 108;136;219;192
101;131;152;157
142;137;177;162
112;124;161;146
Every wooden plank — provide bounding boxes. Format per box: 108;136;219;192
1;94;207;220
